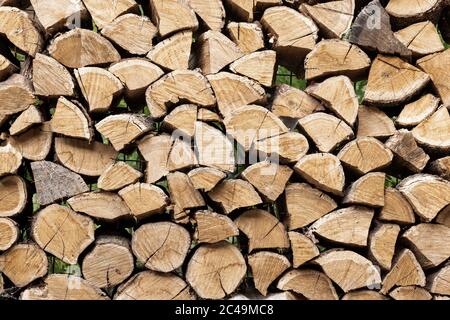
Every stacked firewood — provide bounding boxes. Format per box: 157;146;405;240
1;0;450;300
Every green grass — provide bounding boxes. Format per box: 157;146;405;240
355;80;367;104
385;175;401;188
275;66;307;90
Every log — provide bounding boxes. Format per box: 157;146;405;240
8;123;53;161
149;0;198;37
397;174;450;222
50;97;92;140
114;270;193;300
197;108;221;123
436;205;450;228
254;132;309;164
163;104;197;136
368;223;401;270
380;249;426;294
396;94;440;127
147;31;192;71
186;242;247;299
48;28;121;68
0;243;47;287
288;231;320;268
337;137;393;175
75;67;124;113
167;171;204;211
55;137;118;177
277;269;338;300
33;53;74;97
294;153;346;196
357;106;396;138
0;217;18;251
97;161;142;191
137;134;169;182
0;143;22;176
194;210;239;244
389;286;432;300
342;290;388;300
304;40;371;81
241;161;293;201
271;84;322;120
9;105;43;136
343;172;386;207
32;204;95;264
187;0;225;31
248;252;290;296
82;0;138;30
0;74;35;116
298;113;354;153
427;265;450;295
411;107;450;152
226;22;265;54
208;179;262;214
132;222;190;273
67;192;131;221
31;161;89;205
0;53;17;81
207;73;266;118
313;250;381;293
188;167;226;192
118;183;169;219
0;175;26;217
165;137;198;173
395;21;445;57
379;188;415;224
386;0;444;26
229;50;276;87
430;156;450;180
234;209;290;252
145;70;216;119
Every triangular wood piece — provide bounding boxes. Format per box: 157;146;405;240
396;94;440;127
230;50;276;87
119;183;168;219
389;286;432;300
227;22;265;54
0;217;18;251
357;106;396;138
187;0;225;31
0;74;35;116
68;192;131;221
379;188;415;225
386;0;443;26
248;252;290;296
50;97;93;140
395;21;445;57
164;104;198;137
149;0;198;37
342;290;388;300
194;210;239;244
167;172;205;211
224;0;281;22
98;162;142;191
289;232;320;268
0;143;22;176
254;132;309;164
427;265;450;296
412;106;450;152
368;222;401;270
82;0;138;30
188;168;226;192
8;124;53;161
9;105;43;136
343;172;386;207
147;31;192;71
33;53;75;97
430;156;450;181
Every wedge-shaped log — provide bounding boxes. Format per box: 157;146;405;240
10;105;43;136
50;97;92;140
271;84;322;120
0;217;18;251
147;31;192;71
194;210;239;244
9;124;53;161
357;106;396;138
188;167;226;192
98;162;142;191
227;22;264;54
149;0;198;37
389;286;432;300
248;252;290;296
0;175;26;217
395;21;445;57
343;172;386;207
430;156;450;181
119;183;168;219
396;94;440;127
168;172;205;211
369;223;401;270
0;143;22;176
411;107;450;152
0;74;35;116
379;188;415;225
289;232;319;268
186;0;225;31
33;53;75;97
83;0;138;29
254;132;309;164
427;265;450;296
230;50;276;87
68;192;131;221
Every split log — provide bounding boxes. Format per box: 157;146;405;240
138;134;170;183
186;241;247;299
0;175;26;217
229;50;276;87
115;270;193;300
337;137;393;175
389;286;432;300
380;249;426;294
188;167;226;192
197;108;221;122
164;104;197;136
224;0;282;22
411;107;450;152
67;192;131;221
342;290;388;300
234;209;290;252
164;137;197;172
31;161;89;205
0;53;17;81
226;22;265;54
82;0;138;30
248;252;290;296
9;123;53;161
379;188;415;224
277;269;338;300
0;217;18;251
145;70;215;119
343;172;386;207
313;250;381;293
101;14;157;55
147;31;192;71
187;0;225;31
436;205;450;228
298;113;354;153
395;21;445;57
9;105;43;136
430;156;450;180
0;243;47;287
208;179;262;215
304;40;371;81
149;0;198;37
32;204;95;264
294;153;346;196
50;97;92;140
397;174;450;222
118;183;168;219
357;106;396;138
132;222;190;273
0;7;43;56
427;265;450;295
194;210;239;243
48;28;121;68
254;132;309;164
0;143;22;176
98;162;142;191
75;67;124;113
167;172;205;211
33;53;74;97
271;84;322;120
55;137;118;177
289;231;319;268
0;74;35;116
396;94;440;127
386;0;444;26
305;76;359;126
207;73;266;118
368;223;401;270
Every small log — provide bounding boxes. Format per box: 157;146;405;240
271;84;322;120
229;50;276;87
187;0;225;31
254;132;309;164
75;67;124;113
248;252;290;296
32;204;95;264
55;137;118;177
427;265;450;295
379;188;415;224
9;123;52;161
234;209;290;252
82;0;138;30
67;192;131;221
299;113;354;153
164;104;197;136
188;167;226;192
368;223;401;270
167;172;205;211
132;222;190;273
118;183;168;219
305;40;371;81
197;108;221;122
50;97;92;140
0;53;17;81
411;107;450;152
430;156;450;180
342;290;388;300
386;0;444;26
114;271;193;300
227;22;265;54
0;243;47;288
289;231;320;268
207;73;266;118
436;205;450;227
343;172;386;207
0;7;43;56
194;210;239;244
48;28;121;68
9;105;43;136
165;137;197;172
313;250;381;293
397;174;450;222
396;94;440;127
338;137;393;175
390;286;432;300
357;106;396;138
395;21;445;57
224;0;282;22
0;217;18;251
145;70;215;119
186;242;247;299
208;179;262;214
0;175;26;217
33;53;74;97
149;0;198;37
98;162;142;191
294;153;346;196
380;249;426;294
147;31;191;71
31;161;89;206
137;134;170;183
0;74;35;116
0;143;22;176
277;269;338;300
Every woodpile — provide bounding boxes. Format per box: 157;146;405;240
1;0;450;301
